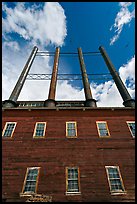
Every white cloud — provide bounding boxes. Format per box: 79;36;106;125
2;2;134;107
110;2;135;45
56;81;85;100
3;41;20;51
119;55;135;82
119;55;135;99
89;55;135;107
2;46;135;107
2;44;52;101
90;81;123;107
2;2;67;101
2;2;67;47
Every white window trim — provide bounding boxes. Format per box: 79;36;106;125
66;167;81;194
66;122;77;138
96;121;110;138
21;167;40;195
105;166;126;195
126;121;135;138
33;122;47;138
2;122;17;138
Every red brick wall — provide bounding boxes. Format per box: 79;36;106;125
2;108;135;202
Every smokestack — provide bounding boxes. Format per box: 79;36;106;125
3;46;38;108
44;47;60;107
99;46;135;107
77;47;97;107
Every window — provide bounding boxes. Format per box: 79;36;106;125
105;166;125;194
96;121;110;137
22;167;40;194
66;167;80;193
33;122;46;138
127;121;135;138
2;122;16;138
66;122;77;138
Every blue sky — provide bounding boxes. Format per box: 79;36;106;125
2;2;135;106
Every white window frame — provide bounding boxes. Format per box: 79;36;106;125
105;166;126;195
22;167;40;195
33;122;47;138
126;121;135;138
2;122;17;138
96;121;110;138
66;122;77;138
66;167;81;195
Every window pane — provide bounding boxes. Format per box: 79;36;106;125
110;179;123;191
98;123;106;129
67;123;75;129
37;123;45;129
68;168;78;179
99;129;108;136
67;129;76;136
28;168;38;175
108;167;118;175
36;130;44;136
68;180;79;192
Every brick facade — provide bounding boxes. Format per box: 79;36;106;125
2;108;135;202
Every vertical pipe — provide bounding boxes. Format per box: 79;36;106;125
44;47;60;107
10;46;38;102
48;47;60;100
99;46;135;107
3;46;38;107
78;47;97;107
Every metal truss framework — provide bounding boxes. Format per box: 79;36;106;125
26;73;113;81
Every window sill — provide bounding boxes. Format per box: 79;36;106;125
99;136;111;138
33;137;45;139
2;137;12;139
66;136;78;138
66;192;81;195
20;192;36;197
110;191;127;195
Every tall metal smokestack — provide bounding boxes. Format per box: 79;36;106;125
99;46;135;107
77;47;97;107
44;47;60;107
3;46;38;108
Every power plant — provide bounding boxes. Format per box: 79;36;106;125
2;46;135;202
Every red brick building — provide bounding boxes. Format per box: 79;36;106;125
2;46;135;202
2;104;135;202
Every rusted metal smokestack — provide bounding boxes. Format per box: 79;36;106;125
3;46;38;108
78;47;97;107
99;46;135;107
44;47;60;107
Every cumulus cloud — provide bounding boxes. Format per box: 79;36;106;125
89;55;135;107
2;2;67;47
89;80;122;107
119;55;135;82
56;81;85;100
2;2;134;107
2;44;51;101
110;2;135;45
2;45;135;107
119;55;135;99
3;41;20;51
2;2;68;101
